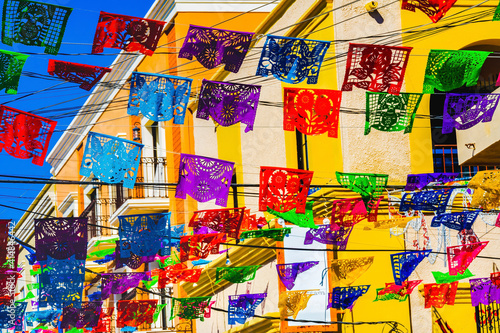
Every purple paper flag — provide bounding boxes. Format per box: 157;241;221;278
100;272;150;300
304;225;353;249
276;262;319;290
175;154;234;207
443;93;500;134
61;301;102;328
405;173;459;191
35;218;88;261
197;79;261;132
228;293;267;325
179;25;254;73
470;278;500;307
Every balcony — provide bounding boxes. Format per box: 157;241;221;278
433;144;498;177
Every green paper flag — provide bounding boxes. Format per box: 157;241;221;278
66;328;83;333
336;171;388;203
170;296;212;321
0;49;28;94
153;304;167;322
432;269;474;284
94;238;119;247
2;0;73;55
27;283;39;290
268;201;317;229
143;276;158;289
494;0;500;21
215;266;260;284
16;290;35;302
240;227;291;241
423;49;491;94
365;92;423;135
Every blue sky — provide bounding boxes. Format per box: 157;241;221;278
0;0;155;220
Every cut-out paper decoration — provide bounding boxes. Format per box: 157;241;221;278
89;307;113;333
0;50;28;94
431;210;479;231
401;0;457;22
179;233;225;262
278;290;314;320
423;281;458;308
423;49;490;94
189;207;245;239
115;241;155;270
179;25;254;73
268;201;317;229
0;105;56;165
170;224;185;251
283;88;342;138
47;60;111;91
491;272;500;286
325;256;374;287
365;92;422;134
228;293;267;325
61;301;102;328
2;0;72;55
432;269;474;284
328;285;370;310
374;288;408;302
240;227;291;241
197;79;261;133
256;35;330;84
405;172;459;191
143;275;158;289
215;266;260;284
153;263;202;288
399;189;452;214
372;216;415;229
38;256;85;308
35;217;87;261
495;1;500;21
116;300;157;328
443;93;500;134
336;172;388;204
276;261;319;290
391;250;431;285
304;225;353;249
153;304;167;322
128;72;192;124
87;291;101;302
176;153;234;207
330;197;374;227
240;210;262;233
377;280;421;298
259;167;313;214
118;212;171;258
468;170;500;210
470;278;500;306
170;297;213;321
0;266;18;306
87;248;115;259
0;300;25;329
342;44;412;94
447;241;488;275
100;272;150;300
25;309;61;327
80;132;143;189
92;12;166;55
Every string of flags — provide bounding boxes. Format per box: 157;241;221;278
4;0;500;331
4;170;500;329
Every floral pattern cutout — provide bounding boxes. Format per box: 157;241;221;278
179;25;254;73
0;105;56;165
342;43;412;94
